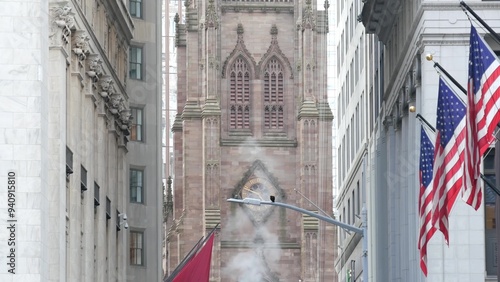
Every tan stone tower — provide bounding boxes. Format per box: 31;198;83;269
167;0;336;280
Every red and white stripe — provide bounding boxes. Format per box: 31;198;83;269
431;117;466;244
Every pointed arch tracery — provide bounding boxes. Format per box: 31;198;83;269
229;56;251;129
263;57;285;130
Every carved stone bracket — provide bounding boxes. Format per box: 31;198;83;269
49;1;76;47
109;93;123;115
412;55;421;88
72;30;91;61
99;76;114;98
86;54;103;80
119;109;132;129
106;92;131;131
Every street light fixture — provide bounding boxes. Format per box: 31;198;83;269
227;198;368;282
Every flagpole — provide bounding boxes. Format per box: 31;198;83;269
454;7;500;278
432;62;467;94
481;174;500;196
425;54;500;131
416;113;500;197
425;54;467;94
416;113;435;132
460;1;500;45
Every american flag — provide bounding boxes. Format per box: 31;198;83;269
418;125;436;276
464;25;500;210
431;77;466;244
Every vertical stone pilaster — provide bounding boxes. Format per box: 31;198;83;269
205;0;219;100
301;0;316;102
47;2;73;281
67;36;85;282
181;116;204;256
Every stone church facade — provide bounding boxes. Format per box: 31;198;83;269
167;0;336;280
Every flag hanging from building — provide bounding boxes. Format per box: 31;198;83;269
418;125;437;276
171;232;215;282
431;77;466;244
464;25;500;210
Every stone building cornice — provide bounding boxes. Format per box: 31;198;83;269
100;0;134;42
220;3;294;14
220;139;297;147
70;0;129;100
49;1;76;58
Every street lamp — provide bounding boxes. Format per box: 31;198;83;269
227;198;368;282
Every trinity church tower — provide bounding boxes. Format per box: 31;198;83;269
167;0;336;280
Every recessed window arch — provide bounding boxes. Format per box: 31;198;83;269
263;57;285;130
229;56;251;130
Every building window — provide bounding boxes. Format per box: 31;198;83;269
129;0;142;18
130;107;143;141
94;182;100;207
263;58;285;130
129;47;143;80
130;169;143;203
106;197;111;220
130;231;144;265
66;147;73;177
81;165;88;191
229;57;251;130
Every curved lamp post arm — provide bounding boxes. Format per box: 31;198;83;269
226;198;363;234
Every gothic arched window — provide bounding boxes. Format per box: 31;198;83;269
263;58;284;130
229;57;251;130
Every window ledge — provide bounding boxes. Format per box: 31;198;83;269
221;138;297;147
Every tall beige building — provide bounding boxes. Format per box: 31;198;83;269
0;0;162;281
166;0;337;281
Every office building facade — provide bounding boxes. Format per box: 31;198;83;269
0;0;162;281
335;0;498;281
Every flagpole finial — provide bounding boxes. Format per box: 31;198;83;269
425;54;433;61
409;105;416;112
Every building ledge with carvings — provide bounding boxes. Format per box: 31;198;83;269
360;0;401;43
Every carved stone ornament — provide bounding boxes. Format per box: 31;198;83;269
49;2;76;46
72;30;91;60
302;0;316;30
221;24;257;78
87;55;103;78
110;94;123;109
256;25;294;79
208;56;219;70
98;76;113;98
412;56;421;87
99;76;113;91
231;160;285;226
205;0;218;29
120;109;132;124
50;3;75;29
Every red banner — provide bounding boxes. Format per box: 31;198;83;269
172;233;215;282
